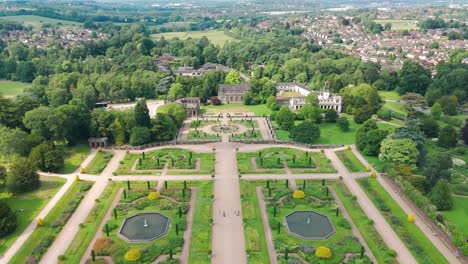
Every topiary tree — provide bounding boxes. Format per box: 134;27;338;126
407;214;415;223
124;249;141;262
37;218;44;227
148;192;160;200
0;202;17;237
315;246;332;259
292;190;305;199
80;168;86;174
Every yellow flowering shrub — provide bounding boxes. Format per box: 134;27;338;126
371;171;377;178
407;214;415;223
97;146;103;152
366;165;371;172
37;218;44;227
74;175;80;181
124;249;141;262
292;190;305;199
148;192;160;200
80;168;85;174
315;246;332;259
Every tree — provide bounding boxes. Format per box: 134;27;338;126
275;106;295;131
134;99;151;128
289;122;320;143
112;119;125;146
6;157;40;193
379;138;419;170
438;125;458;148
167;83;185;100
337;117;350;131
151;113;177;142
157;103;186;128
430;102;442;119
224;70;241;84
353;105;373;124
129;127;151;146
361;129;388;156
305;93;319;107
438;96;458;116
29;143;64;172
298;104;321;123
419;117;440;138
398;60;431;95
0;202;17;238
356;119;378;150
424;153;452;190
0;126;29;157
462;120;468;144
430;180;453;210
0;165;6;180
324;109;338;122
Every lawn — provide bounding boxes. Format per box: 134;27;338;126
378;91;401;100
330;181;397;264
264;180;371;263
151;30;238;46
60;143;91;174
246;104;272;116
0;80;31;97
240;181;270;263
0;176;65;255
201;104;249;114
84;151;113;175
383;102;407;117
0;15;83;30
336;149;367;172
10;180;93;263
374;19;419;30
358;178;449;264
443;196;468;235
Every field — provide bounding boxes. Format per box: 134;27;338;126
358;178;449;264
60;144;91;174
0;15;82;30
151;30;238;46
443;196;468;235
0;80;31;97
374;19;419;30
378;91;401;100
336;149;367;172
0;176;65;255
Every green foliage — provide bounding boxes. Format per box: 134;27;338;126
438;96;458;116
224;70;241;84
430;103;442;119
157;102;186;128
275;106;295;131
356;120;388;156
289;121;320;144
430;180;453;210
29;143;64;172
129;126;151;146
337;117;350;131
438;125;458;148
298;104;321;123
134;99;151;128
398;60;431;95
324;109;338;122
379;138;419;170
419;117;440;138
112;119;125;146
423;152;452;191
6;157;40;193
0;202;17;238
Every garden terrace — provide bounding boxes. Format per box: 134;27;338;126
335;149;367;173
84;151;114;175
114;148;215;175
260;180;372;263
237;147;336;174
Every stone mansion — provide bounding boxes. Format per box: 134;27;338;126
275;82;342;112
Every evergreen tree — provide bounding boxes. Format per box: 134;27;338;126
134;99;151;128
112;118;125;146
438;126;458;148
6;157;40;193
0;202;17;238
430;180;453;210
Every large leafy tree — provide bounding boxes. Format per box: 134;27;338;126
134;99;151;128
0;202;17;238
157;103;186;128
275;106;295;131
129;126;151;146
6;157;40;193
379;138;419;170
224;70;241;84
424;153;452;191
151;113;177;142
299;104;321;123
29;143;64;172
438;125;458;148
398;60;431;95
430;180;453;210
289;121;320;143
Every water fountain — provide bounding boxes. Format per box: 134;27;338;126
144;218;148;227
284;211;336;240
119;213;170;242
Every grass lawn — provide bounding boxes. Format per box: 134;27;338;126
0;176;65;255
0;80;31;97
383;102;407;117
336;150;367;172
188;181;213;263
151;30;238;46
0;15;83;30
240;181;270;263
246;104;272;116
442;196;468;235
84;151;113;175
378;91;401;100
374;19;419;30
10;180;93;263
60;143;91;174
264;180;370;263
362;153;387;172
330;181;397;264
358;178;449;264
201;104;249;114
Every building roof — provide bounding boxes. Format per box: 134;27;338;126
275;82;310;90
218;84;250;92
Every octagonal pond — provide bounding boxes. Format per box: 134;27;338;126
119;212;170;242
284;211;336;240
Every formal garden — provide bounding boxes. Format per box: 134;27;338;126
61;180;213;264
237;148;336;174
84;150;114;175
114;148;215;175
187;119;221;140
9;180;94;263
255;179;372;263
335;149;367;173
